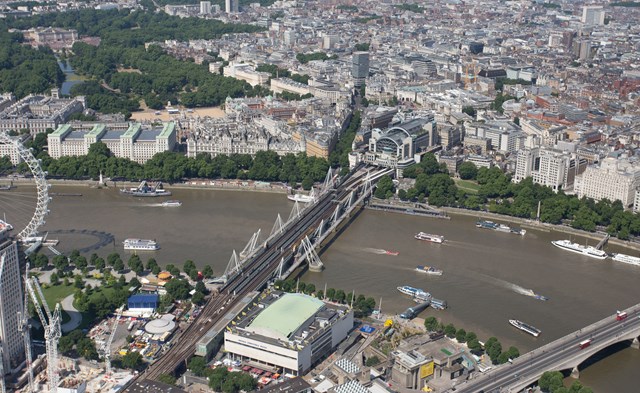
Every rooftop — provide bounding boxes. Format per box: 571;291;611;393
126;379;187;393
246;293;324;340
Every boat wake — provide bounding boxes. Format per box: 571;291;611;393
477;273;548;300
363;248;399;256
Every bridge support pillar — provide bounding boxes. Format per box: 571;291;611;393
571;366;580;379
631;337;640;349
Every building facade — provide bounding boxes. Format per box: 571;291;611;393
514;148;586;192
351;52;370;87
364;118;435;169
224;292;353;376
575;157;640;206
48;122;176;163
0;223;24;374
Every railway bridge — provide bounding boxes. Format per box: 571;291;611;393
123;165;390;388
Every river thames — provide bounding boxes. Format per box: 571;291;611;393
38;184;640;391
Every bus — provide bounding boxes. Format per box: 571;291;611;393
616;311;628;321
578;339;592;349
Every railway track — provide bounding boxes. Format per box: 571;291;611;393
126;167;367;386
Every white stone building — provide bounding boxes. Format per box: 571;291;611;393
575;157;640;207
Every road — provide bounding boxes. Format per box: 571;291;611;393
122;166;370;388
455;308;640;393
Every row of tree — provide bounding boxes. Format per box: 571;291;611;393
22;140;331;185
424;317;519;365
397;153;640;241
275;279;377;317
538;371;593;393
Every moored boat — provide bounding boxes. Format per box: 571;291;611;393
509;319;541;337
397;285;431;302
121;181;171;197
123;238;159;251
415;265;443;276
551;240;607;260
414;232;444;243
476;220;526;236
611;253;640;267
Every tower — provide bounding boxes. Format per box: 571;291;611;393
0;221;24;375
225;0;238;14
581;5;605;26
351;51;370;87
200;1;211;15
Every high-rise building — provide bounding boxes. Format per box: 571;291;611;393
283;30;296;47
225;0;238;13
0;221;24;374
200;1;211;14
582;5;605;26
351;51;370;87
514;148;586;192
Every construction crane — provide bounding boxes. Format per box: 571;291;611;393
18;263;34;393
100;305;124;376
26;277;62;393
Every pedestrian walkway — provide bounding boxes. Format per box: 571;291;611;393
61;294;82;332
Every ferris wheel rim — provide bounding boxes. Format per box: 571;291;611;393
0;131;49;240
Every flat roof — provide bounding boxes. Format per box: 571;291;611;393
65;130;86;140
247;293;324;340
137;129;160;141
102;130;126;140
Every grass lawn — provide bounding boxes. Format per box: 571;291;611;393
41;284;76;324
455;178;480;194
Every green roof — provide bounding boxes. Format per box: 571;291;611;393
51;124;72;137
157;122;175;139
248;293;324;340
122;123;141;139
86;124;106;138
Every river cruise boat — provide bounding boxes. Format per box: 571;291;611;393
611;253;640;267
551;240;607;260
509;319;541;337
476;220;526;236
161;200;182;207
123;239;159;251
415;265;443;276
414;232;444;243
121;181;171;197
397;285;431;302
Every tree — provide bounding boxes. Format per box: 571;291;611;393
53;255;69;271
458;162;478;180
121;351;143;370
365;356;380;367
455;328;467;343
94;257;106;271
192;291;205;305
462;106;477;117
188;356;208;377
75;255;88;270
74;275;84;288
164;279;192;300
301;176;314;191
424;316;439;331
113;257;125;272
128;255;144;275
374;175;394;199
539;371;564;392
202;265;214;278
326;288;336;301
146;257;158;272
50;272;60;285
444;324;457;338
195;281;207;294
158;374;176;385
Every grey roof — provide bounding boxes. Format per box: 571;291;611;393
65;130;86;140
126;379;188;393
137;129;161;141
101;130;126;140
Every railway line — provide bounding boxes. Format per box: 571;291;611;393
127;167;369;386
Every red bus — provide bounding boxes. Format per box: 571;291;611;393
579;339;591;349
616;311;628;321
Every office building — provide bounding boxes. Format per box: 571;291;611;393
200;1;211;14
466;121;524;153
575;157;640;206
514;148;586;192
582;5;605;26
48;122;176;164
351;52;370;87
225;0;238;14
0;221;24;374
224;292;353;375
284;30;296;47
